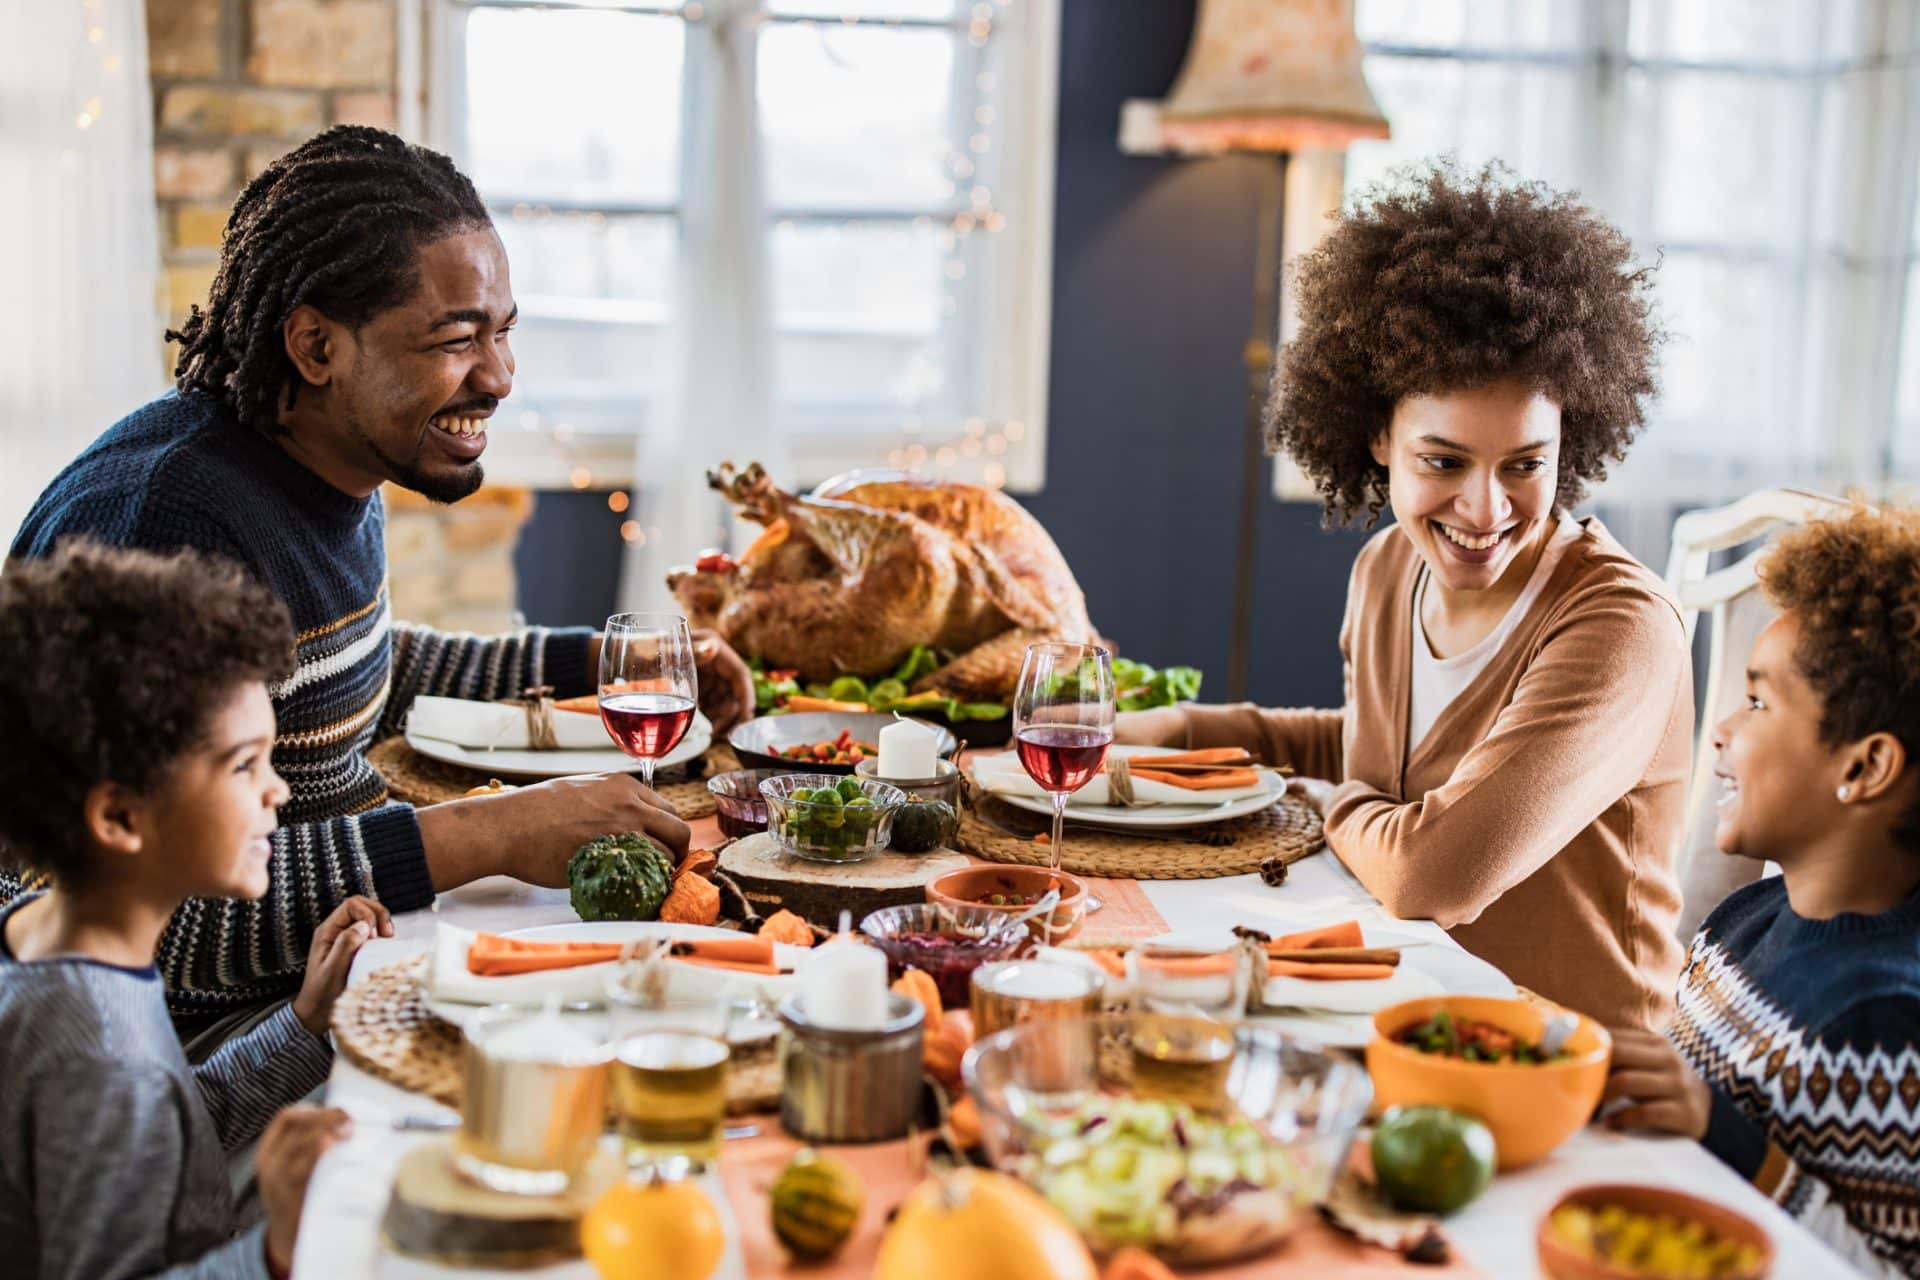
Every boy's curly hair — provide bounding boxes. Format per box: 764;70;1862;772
0;541;295;887
1759;504;1920;852
1267;159;1663;525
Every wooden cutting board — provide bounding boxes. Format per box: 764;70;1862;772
718;832;967;928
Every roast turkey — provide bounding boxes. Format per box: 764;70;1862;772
667;463;1099;701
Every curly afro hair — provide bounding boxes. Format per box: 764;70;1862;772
1267;159;1663;526
1758;504;1920;852
0;541;295;888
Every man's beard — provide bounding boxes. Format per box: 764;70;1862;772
352;412;486;505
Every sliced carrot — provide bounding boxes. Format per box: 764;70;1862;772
784;696;869;714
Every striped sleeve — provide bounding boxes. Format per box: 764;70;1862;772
379;621;595;736
155;805;429;1020
191;1002;333;1151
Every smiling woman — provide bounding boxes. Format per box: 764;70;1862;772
1116;160;1691;1032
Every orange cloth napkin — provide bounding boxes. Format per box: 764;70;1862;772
1267;959;1397;981
671;936;781;975
466;933;623;977
1271;920;1365;951
1129;748;1261;791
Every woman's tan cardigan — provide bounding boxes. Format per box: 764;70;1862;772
1185;519;1691;1030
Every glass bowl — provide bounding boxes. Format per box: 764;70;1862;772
963;1014;1373;1266
759;773;906;863
706;768;784;839
858;903;1028;1008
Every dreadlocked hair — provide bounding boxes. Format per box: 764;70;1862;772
167;125;492;434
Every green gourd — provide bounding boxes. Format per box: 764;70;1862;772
567;833;674;921
770;1149;864;1261
889;800;958;853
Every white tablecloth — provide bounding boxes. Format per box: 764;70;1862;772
297;851;1860;1278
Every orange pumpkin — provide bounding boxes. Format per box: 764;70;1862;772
581;1175;724;1280
1100;1246;1177;1280
875;1168;1097;1280
759;909;815;948
923;1009;975;1089
892;968;944;1035
659;867;721;926
947;1094;983;1150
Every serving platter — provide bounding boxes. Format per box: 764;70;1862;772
405;711;712;779
728;710;957;775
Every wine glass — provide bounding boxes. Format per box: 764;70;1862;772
1012;642;1115;873
599;612;698;788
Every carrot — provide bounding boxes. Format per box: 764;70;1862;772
784;695;869;713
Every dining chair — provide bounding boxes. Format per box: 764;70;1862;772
1664;487;1850;940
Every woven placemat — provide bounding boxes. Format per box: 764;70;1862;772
956;788;1324;880
331;955;778;1113
366;736;740;818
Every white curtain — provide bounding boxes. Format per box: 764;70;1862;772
1349;0;1920;562
0;0;163;546
617;1;785;612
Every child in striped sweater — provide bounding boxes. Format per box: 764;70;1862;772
1602;504;1920;1278
0;542;392;1279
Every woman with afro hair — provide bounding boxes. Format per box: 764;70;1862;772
1120;160;1692;1030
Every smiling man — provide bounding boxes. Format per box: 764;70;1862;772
6;127;752;1043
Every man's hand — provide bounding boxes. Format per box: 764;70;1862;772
1601;1026;1712;1139
291;895;392;1035
417;772;693;891
258;1105;353;1271
692;629;756;733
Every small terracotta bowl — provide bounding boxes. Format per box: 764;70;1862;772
1366;995;1611;1170
926;865;1089;945
1537;1183;1773;1280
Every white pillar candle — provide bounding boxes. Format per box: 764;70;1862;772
876;718;939;780
802;934;889;1030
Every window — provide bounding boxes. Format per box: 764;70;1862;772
1343;0;1920;509
427;0;1059;492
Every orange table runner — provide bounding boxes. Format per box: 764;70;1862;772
718;1128;1484;1278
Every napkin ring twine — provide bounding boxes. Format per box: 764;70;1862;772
515;685;560;751
1104;755;1137;808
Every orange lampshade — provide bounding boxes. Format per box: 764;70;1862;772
1120;0;1389;155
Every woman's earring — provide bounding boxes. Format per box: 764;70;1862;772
1836;785;1852;802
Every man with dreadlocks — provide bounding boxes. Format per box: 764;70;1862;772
7;126;754;1045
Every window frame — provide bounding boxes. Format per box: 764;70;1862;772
417;0;1060;492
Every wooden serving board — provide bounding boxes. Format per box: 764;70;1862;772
381;1140;621;1268
718;832;968;928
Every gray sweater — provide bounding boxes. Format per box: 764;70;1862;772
0;895;334;1280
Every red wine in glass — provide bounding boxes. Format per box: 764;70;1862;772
1016;725;1112;792
599;692;696;760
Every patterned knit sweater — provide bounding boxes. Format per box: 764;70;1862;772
1669;875;1920;1278
4;390;593;1030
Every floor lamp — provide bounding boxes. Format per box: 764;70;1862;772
1120;0;1389;701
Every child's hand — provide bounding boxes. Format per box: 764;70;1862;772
292;895;393;1035
258;1104;353;1272
1601;1026;1712;1139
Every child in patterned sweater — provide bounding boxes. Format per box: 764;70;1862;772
0;542;394;1279
1602;504;1920;1278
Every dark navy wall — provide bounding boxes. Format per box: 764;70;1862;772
515;0;1367;709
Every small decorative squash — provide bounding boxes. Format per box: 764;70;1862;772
581;1173;724;1280
769;1148;865;1261
875;1168;1097;1280
1100;1246;1178;1280
923;1009;974;1090
659;864;722;926
759;909;816;948
892;968;944;1035
462;778;516;797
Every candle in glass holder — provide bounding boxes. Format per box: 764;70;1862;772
970;959;1103;1039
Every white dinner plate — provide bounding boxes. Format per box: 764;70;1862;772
423;919;799;1033
980;744;1291;832
405;710;712;779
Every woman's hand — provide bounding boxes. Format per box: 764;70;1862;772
291;895;392;1035
1601;1026;1712;1139
257;1105;353;1271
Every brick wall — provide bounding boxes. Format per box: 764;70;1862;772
145;0;531;632
147;0;398;333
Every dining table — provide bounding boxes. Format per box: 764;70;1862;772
295;794;1861;1278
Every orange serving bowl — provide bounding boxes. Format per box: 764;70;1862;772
1536;1183;1773;1280
1366;995;1611;1171
925;865;1089;945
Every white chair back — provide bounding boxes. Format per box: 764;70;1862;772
1665;488;1848;939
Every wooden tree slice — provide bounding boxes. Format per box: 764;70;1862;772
718;833;968;928
380;1139;620;1268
